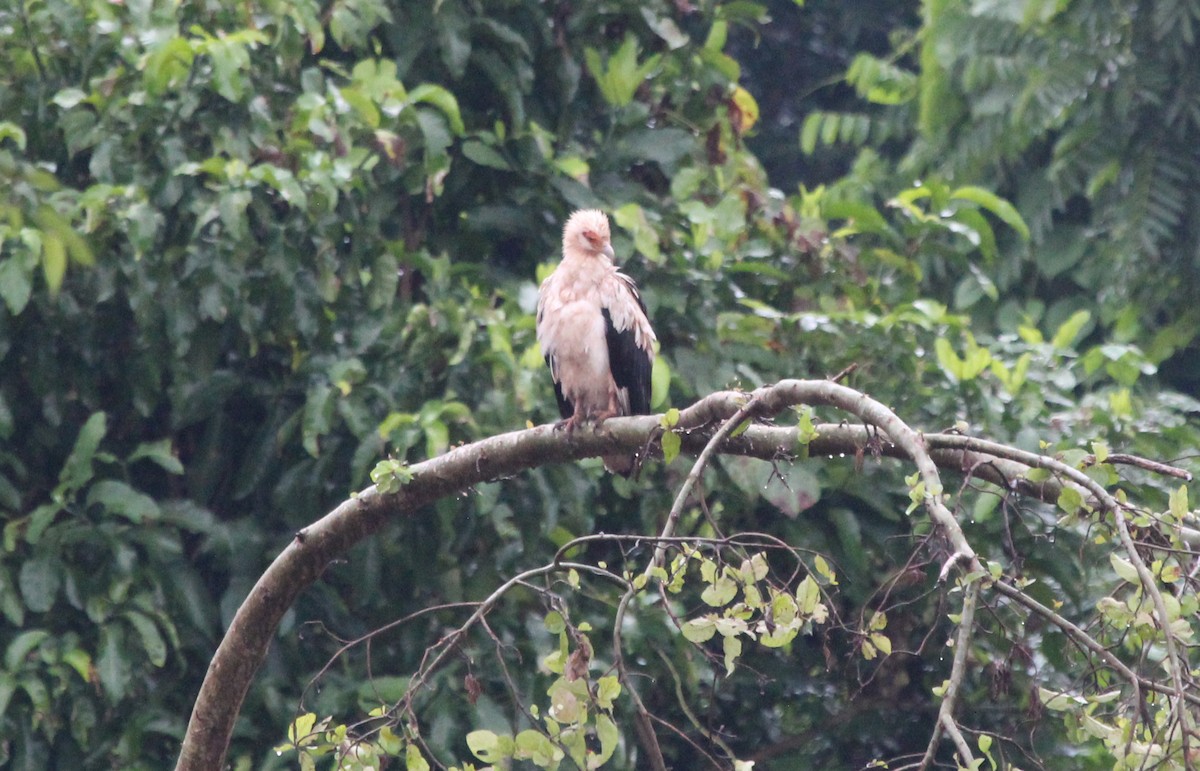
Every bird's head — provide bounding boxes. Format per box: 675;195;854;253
563;209;615;261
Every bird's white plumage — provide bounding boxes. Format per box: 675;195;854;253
536;210;656;473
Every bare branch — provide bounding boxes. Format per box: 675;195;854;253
1103;453;1193;481
920;581;981;770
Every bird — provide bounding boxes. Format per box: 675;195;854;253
536;209;657;475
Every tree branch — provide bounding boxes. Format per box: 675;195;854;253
611;390;766;770
920;581;980;770
174;381;1194;770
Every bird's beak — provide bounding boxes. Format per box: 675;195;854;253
602;242;615;260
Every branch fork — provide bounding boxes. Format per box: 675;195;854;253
175;380;1192;771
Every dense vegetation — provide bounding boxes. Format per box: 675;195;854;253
2;0;1198;768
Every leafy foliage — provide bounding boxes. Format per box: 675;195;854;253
800;0;1200;386
1;0;1198;769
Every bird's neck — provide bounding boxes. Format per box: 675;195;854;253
560;253;615;283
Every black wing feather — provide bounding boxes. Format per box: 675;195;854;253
602;303;653;416
546;357;574;419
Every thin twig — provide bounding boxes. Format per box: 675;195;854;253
1101;453;1192;481
609;391;766;770
931;434;1195;751
919;581;980;770
399;561;627;718
939;712;976;767
299;601;479;711
655;649;732;767
992;580;1200;707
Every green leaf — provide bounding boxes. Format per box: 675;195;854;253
0;121;27;150
128;439;185;474
409;84;465;135
0;256;33;315
595;713;620;764
596;675;621;709
288;712;318;745
1054;486;1083;516
543;611;565;634
405;744;431;771
1039;687;1085;712
701;575;738;607
704;19;728;50
302;384;334;457
796;575;820;614
1109;554;1140;585
340;86;381;127
59;412;107;493
142;37;196;95
661;430;681;464
41;231;67;295
861;638;878;660
18;556;61;613
813;555;837;585
514;729;555;763
370;459;413;493
586;36;660;107
199;30;267;102
0;674;16;723
935;337;990;382
17;677;49;719
771;591;798;627
847;53;916;105
61;647;92;683
0;565;25;626
935;337;963;381
723;634;742;675
744;553;769;582
461;140;510;170
88;480;161;523
651;355;671;409
1050;310;1091;350
51;87;88;110
1169;485;1188;521
549;677;588;725
799;112;823;154
124;611;168;667
4;630;50;670
699;45;740;80
682;617;717;643
613;202;662;264
97;624;131;703
950;185;1030;240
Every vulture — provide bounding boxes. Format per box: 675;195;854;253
536;209;657;475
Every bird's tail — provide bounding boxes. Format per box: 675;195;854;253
603;453;638;477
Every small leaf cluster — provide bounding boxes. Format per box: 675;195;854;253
275;710;426;771
673;550;834;674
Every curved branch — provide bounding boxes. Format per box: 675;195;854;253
174;382;1191;770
